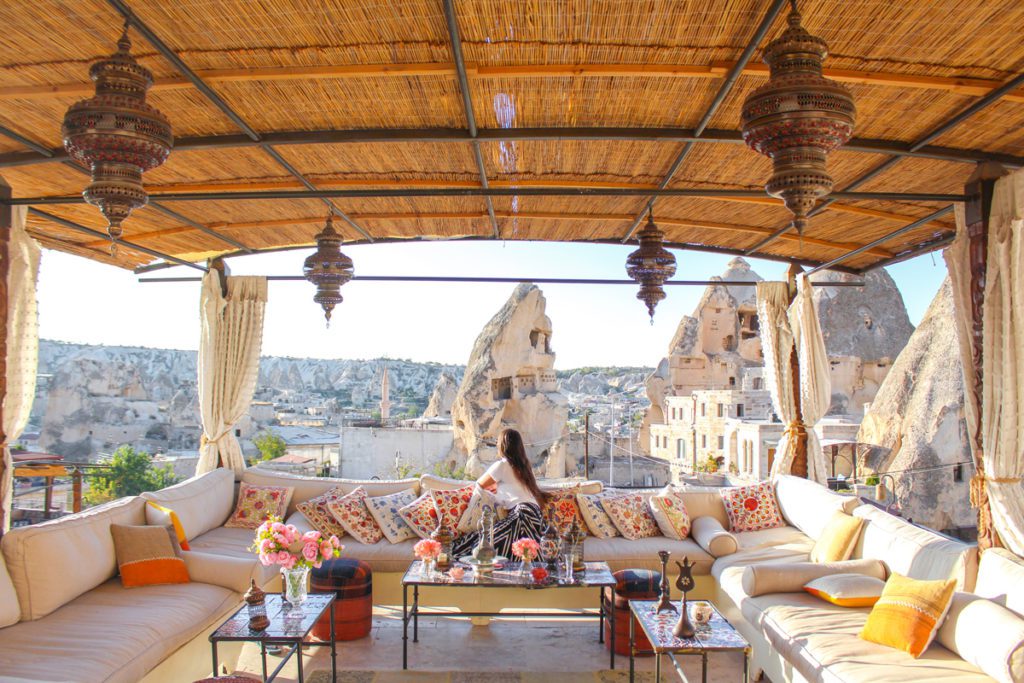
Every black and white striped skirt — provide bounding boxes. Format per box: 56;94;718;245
452;502;544;559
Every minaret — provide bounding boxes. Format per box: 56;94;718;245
379;366;391;421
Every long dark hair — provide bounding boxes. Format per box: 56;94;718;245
499;429;548;509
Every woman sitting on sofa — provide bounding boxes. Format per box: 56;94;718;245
452;428;548;559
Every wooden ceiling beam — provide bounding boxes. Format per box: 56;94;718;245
4;61;1023;103
74;209;893;258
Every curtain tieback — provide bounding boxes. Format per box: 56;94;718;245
783;422;805;440
970;473;1022;506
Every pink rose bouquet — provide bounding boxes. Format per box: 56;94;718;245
251;517;343;570
511;537;541;563
413;538;442;561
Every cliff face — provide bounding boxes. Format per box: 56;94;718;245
811;268;915;360
856;279;973;532
422;371;458;418
447;284;570;477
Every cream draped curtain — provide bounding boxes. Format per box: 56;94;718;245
1;206;41;532
196;272;267;476
757;276;831;484
947;169;1024;555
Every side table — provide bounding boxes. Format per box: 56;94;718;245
628;599;749;683
209;593;337;683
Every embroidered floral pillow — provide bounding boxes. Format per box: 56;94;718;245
326;486;384;545
429;485;475;532
544;487;586;533
365;488;419;544
603;493;660;540
295;486;348;539
648;488;691;540
458;486;507;534
399;493;441;539
720;481;784;533
224;484;294;529
577;491;622;538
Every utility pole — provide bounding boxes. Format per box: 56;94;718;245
628;407;635;486
583;410;590;480
609;399;616;487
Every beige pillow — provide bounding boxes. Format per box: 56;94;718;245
648;487;691;540
742;559;887;597
223;483;294;529
938;592;1024;683
804;573;885;607
577;491;622;539
809;511;865;563
602;493;660;540
691;516;737;557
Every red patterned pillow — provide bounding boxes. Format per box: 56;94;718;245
325;486;384;545
224;483;293;529
602;493;660;540
429;485;475;532
295;486;348;539
544;487;586;533
399;493;441;539
720;481;784;532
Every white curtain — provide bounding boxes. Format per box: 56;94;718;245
757;278;830;485
2;206;41;532
196;272;267;477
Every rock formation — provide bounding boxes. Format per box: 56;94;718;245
422;371;458;419
857;279;973;533
446;284;571;477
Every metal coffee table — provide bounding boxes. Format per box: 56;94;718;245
401;560;618;670
628;599;750;682
210;592;337;683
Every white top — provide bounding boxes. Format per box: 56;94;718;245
483;459;539;509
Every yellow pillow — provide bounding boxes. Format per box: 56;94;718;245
804;573;885;607
860;573;957;658
146;501;191;551
810;511;864;563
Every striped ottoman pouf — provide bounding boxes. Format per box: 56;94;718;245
603;568;661;657
310;558;373;641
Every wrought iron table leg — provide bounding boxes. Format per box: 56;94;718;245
330;600;337;682
211;641;218;678
296;638;304;683
402;583;408;670
702;650;708;683
609;592;616;670
260;642;267;681
744;647;750;683
629;612;635;683
413;585;420;642
655;652;661;682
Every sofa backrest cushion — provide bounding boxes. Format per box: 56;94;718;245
852;504;978;591
774;475;859;540
0;495;146;621
675;487;729;528
0;558;19;627
141;468;235;541
242;468;420;515
974;547;1024;618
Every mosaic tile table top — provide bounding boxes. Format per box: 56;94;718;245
629;600;749;654
402;560;616;588
212;593;334;641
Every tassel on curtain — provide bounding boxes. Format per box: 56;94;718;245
196;271;268;477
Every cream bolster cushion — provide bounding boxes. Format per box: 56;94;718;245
937;592;1024;683
181;551;266;594
691;516;738;557
742;559;887;598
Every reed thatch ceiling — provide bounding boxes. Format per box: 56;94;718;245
1;0;1022;273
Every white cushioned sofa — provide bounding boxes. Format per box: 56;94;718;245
1;467;1013;682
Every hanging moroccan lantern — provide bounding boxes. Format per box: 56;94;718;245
625;212;677;323
740;0;855;235
62;26;173;254
303;214;354;325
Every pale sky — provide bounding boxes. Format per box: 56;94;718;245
36;241;948;368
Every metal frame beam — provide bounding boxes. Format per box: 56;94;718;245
2;129;1022;170
620;0;789;243
139;274;866;286
106;0;374;243
806;205;955;275
28;208;207;271
443;0;499;239
5;189;966;204
749;69;1024;254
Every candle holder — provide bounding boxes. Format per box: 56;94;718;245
655;550;677;614
672;558;696;639
244;579;269;631
432;520;454;570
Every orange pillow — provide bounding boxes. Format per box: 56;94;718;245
860;573;956;657
110;524;189;588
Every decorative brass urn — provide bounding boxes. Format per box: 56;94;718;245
672;557;697;639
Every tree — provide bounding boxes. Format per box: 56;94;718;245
85;446;179;506
253;430;287;463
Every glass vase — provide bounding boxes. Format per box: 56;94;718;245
282;566;310;607
519;557;535;576
421;557;436;578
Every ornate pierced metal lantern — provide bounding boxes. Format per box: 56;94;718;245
740;0;855;235
431;520;454;570
62;27;173;253
302;214;354;326
244;579;269;631
625;212;677;322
